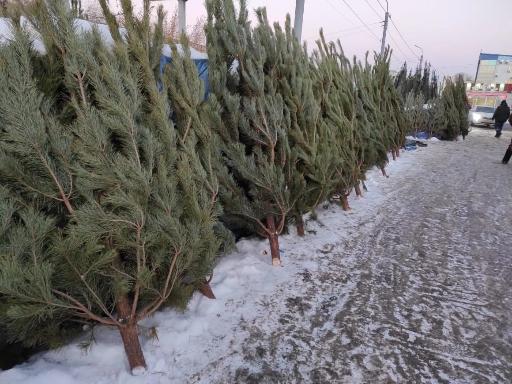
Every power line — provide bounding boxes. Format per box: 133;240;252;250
389;17;419;59
375;0;387;13
387;31;412;62
363;0;382;19
336;0;381;41
306;22;382;40
323;0;357;27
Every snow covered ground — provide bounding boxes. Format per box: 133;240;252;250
2;128;512;384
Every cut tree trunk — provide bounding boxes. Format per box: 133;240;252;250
354;182;363;197
266;215;281;266
198;279;216;299
341;194;351;211
116;296;146;373
296;214;305;237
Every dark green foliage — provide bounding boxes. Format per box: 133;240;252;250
0;0;223;370
254;13;337;233
435;75;470;140
313;34;358;198
395;62;437;102
395;60;468;140
206;0;293;249
0;0;471;373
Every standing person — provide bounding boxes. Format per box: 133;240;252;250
492;100;510;138
502;138;512;164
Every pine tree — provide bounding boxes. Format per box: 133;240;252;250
428;96;446;138
374;49;407;160
439;78;461;140
206;0;293;265
430;71;439;100
394;62;408;98
313;34;359;210
0;0;222;373
254;13;336;235
352;54;390;174
454;75;469;139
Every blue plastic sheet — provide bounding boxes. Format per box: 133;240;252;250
159;55;210;100
415;131;429;140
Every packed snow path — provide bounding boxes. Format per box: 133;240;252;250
198;129;512;383
2;128;512;384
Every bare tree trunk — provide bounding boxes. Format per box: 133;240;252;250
381;166;389;178
296;214;305;237
391;150;396;161
341;193;351;211
354;182;363;197
198;279;216;299
116;296;146;373
395;147;400;158
266;215;281;266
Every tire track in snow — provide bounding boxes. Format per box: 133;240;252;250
193;130;512;384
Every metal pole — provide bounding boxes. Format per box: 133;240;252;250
294;0;305;41
178;0;187;35
380;1;389;55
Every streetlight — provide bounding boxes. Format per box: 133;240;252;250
414;44;423;70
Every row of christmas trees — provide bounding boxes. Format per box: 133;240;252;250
395;62;469;140
0;0;470;373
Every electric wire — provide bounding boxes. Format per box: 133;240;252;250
375;0;387;13
363;0;382;19
336;0;381;40
389;17;420;59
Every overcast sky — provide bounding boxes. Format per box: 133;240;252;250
89;0;512;77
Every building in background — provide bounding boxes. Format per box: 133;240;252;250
474;53;512;92
467;53;512;108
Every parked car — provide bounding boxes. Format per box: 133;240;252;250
468;106;495;127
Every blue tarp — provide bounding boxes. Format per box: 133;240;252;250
160;55;210;100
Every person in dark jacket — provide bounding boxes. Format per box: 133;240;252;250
492;100;510;138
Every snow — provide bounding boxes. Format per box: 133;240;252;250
3;128;512;383
0;17;45;53
0;17;207;60
131;367;147;376
0;141;424;384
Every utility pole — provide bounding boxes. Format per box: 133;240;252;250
178;0;187;35
380;0;389;55
294;0;305;41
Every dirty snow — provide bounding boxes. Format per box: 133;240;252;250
1;128;512;384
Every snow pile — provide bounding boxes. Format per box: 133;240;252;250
0;17;45;53
0;145;432;384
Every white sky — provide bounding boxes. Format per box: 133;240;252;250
83;0;512;77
